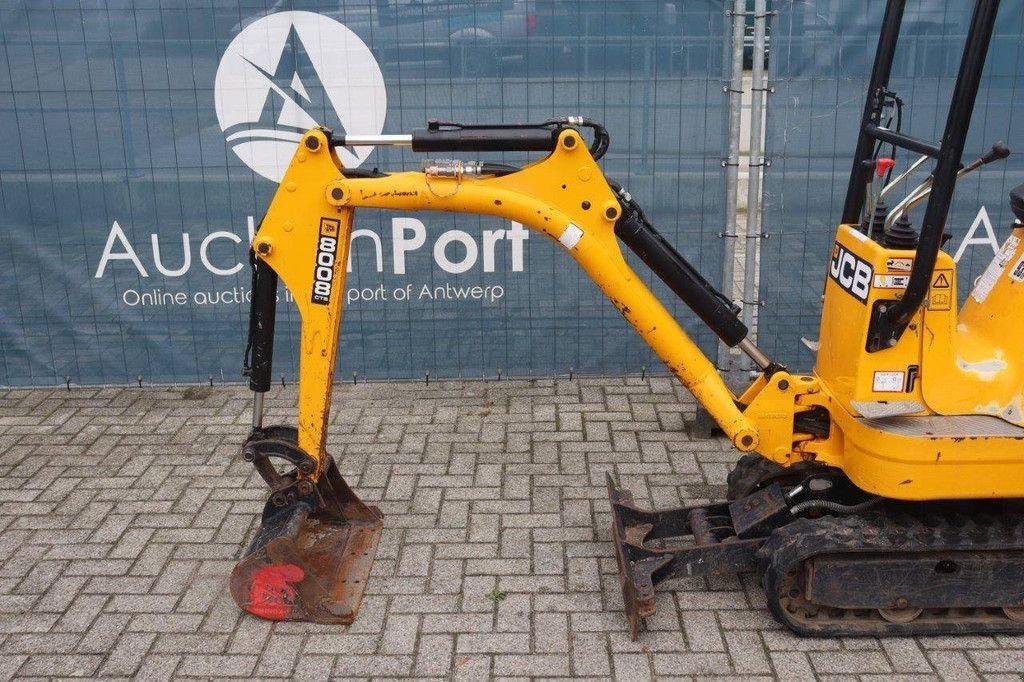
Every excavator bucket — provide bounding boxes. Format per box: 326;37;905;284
230;427;383;623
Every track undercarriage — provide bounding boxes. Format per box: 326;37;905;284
608;456;1024;638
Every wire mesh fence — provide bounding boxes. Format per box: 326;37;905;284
0;0;728;386
5;1;1023;387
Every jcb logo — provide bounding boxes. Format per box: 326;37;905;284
311;218;340;305
829;243;873;303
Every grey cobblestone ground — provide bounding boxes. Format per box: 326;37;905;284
1;378;1023;680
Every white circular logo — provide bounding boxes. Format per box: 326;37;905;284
214;11;387;182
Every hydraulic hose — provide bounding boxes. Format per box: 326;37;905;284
790;497;882;517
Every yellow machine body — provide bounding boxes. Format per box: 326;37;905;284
802;224;1024;499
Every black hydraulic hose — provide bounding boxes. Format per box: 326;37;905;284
479;162;520;176
577;118;610;160
790;497;882;517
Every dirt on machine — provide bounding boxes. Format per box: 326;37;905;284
229;0;1024;638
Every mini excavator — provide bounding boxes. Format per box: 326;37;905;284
232;0;1024;637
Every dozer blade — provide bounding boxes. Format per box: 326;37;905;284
231;455;383;623
605;472;768;639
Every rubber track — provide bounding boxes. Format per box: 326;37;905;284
759;504;1024;636
725;454;826;500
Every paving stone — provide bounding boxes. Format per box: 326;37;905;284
925;651;980;681
809;650;893;674
493;653;571;677
968;649;1024;673
53;596;107;633
612;652;653;680
533;612;569;654
332;653;413;676
74;614;129;653
290;653;335;681
452;652;492;680
379;614;419;655
0;655;26;682
457;633;530;655
681;610;726;652
16;654;102;677
415;633;454;677
769;651;818;681
495;593;530;633
654;652;732;676
0;633;80;655
880;638;934;674
571;632;612;676
98;632;156;676
178;653;259;677
0;382;1013;680
130;652;180;681
723;631;771;674
252;633;304;677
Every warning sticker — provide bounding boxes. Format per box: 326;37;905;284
1010;254;1024;282
873;371;905;393
874;274;910;289
972;235;1020;303
997;235;1020;268
929;269;953;311
886;257;913;272
929;290;952;311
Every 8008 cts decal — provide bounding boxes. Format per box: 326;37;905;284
311;218;340;305
830;243;873;303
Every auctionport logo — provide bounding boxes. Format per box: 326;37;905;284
213;11;387;182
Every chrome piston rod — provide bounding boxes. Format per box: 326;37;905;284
737;337;772;371
334;134;413;146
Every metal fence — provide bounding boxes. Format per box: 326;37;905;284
4;1;1024;387
0;0;728;386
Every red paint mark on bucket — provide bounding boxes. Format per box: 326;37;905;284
247;564;304;620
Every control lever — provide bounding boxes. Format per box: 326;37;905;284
879;153;930;201
865;157;895;237
886;141;1009;230
963;140;1010;173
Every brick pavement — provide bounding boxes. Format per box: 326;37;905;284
1;378;1022;680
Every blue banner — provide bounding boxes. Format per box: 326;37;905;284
0;0;727;385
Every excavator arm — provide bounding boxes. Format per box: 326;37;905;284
260;125;762;454
231;120;799;625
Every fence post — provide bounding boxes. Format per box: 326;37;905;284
696;0;748;439
741;0;770;369
716;0;747;379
